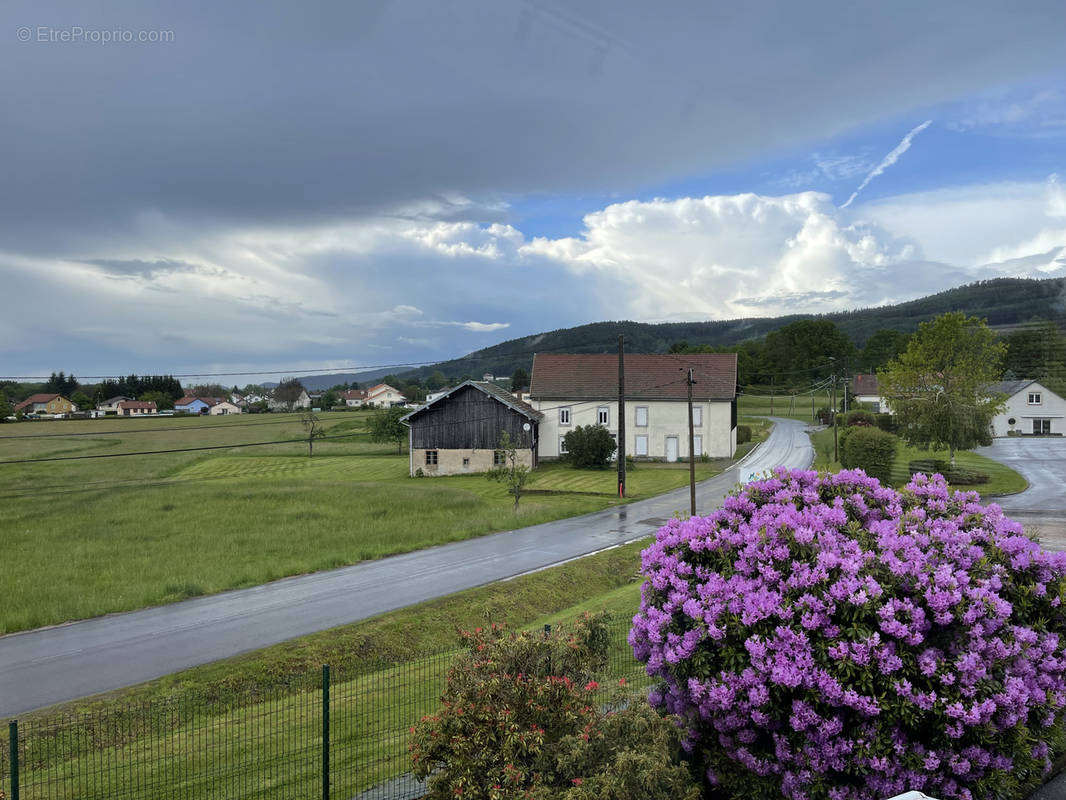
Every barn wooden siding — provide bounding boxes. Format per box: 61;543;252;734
408;385;537;450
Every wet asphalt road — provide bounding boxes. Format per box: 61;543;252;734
976;437;1066;550
0;418;813;717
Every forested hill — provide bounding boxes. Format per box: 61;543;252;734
401;277;1066;381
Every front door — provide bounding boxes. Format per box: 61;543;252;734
665;436;679;463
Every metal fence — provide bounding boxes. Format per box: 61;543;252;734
0;618;648;800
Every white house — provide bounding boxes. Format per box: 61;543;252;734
96;395;133;413
267;388;311;411
209;400;242;415
425;387;452;404
851;374;885;413
989;380;1066;437
528;353;738;462
117;400;157;416
364;383;406;408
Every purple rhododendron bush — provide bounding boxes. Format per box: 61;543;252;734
630;468;1066;800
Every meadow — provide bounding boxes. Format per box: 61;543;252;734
0;412;721;633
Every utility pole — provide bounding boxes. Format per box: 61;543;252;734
770;376;774;415
830;359;839;463
686;367;696;517
617;334;626;498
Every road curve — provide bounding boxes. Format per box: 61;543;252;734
0;418;813;717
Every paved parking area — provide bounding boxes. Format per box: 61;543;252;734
976;437;1066;548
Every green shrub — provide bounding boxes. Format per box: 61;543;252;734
874;412;897;433
736;424;752;444
844;410;875;427
409;613;699;800
563;425;617;469
840;427;897;485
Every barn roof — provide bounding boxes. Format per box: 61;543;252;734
528;354;737;401
401;381;543;424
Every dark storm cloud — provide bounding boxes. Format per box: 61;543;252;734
3;0;1066;248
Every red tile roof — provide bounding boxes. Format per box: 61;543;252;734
13;393;62;411
529;354;737;401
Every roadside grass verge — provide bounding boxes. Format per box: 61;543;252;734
738;393;820;422
1;542;651;799
809;428;1028;496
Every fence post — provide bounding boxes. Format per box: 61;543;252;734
8;720;18;800
322;665;330;800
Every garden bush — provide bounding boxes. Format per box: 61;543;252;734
737;424;752;445
874;413;898;433
563;425;617;469
410;612;699;800
840;427;897;485
630;469;1066;800
844;410;875;427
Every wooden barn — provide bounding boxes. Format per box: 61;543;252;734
401;381;543;476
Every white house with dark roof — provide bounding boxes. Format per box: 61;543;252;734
851;374;886;413
989;380;1066;437
528;353;738;462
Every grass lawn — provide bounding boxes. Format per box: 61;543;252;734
1;540;651;799
739;393;823;422
809;428;1028;497
0;413;722;633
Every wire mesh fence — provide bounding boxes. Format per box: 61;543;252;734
0;617;648;800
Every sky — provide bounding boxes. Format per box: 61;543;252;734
3;0;1066;383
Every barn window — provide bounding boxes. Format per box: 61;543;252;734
425;450;438;465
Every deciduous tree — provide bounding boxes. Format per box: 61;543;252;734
368;405;408;453
879;312;1006;464
563;424;617;469
488;430;530;511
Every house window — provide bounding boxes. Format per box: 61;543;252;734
493;450;505;466
559;435;568;455
635;406;648;427
425;450;438;465
1029;392;1042;405
692;406;702;427
597;406;609;426
559;407;571;426
693;435;703;457
1034;419;1051;435
635;435;648;456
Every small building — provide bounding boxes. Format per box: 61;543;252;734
267;388;311;412
14;394;76;416
989;380;1066;437
401;381;543;476
175;396;212;414
365;383;406;408
425;387;452;404
209;400;241;415
342;389;368;407
97;395;133;413
529;353;738;461
851;374;885;413
117;400;157;416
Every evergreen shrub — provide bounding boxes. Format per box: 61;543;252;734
840;427;898;486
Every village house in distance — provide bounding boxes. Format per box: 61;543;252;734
529;353;738;462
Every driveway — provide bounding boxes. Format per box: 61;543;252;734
976;437;1066;547
0;418;813;717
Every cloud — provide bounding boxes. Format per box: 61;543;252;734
949;88;1065;134
841;120;933;208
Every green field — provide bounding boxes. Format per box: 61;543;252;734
739;392;824;421
0;413;720;633
809;427;1028;496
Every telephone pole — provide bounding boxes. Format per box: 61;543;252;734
770;376;775;415
686;367;696;517
617;334;626;498
830;358;839;462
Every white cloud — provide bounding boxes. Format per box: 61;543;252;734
841;121;933;208
949;89;1064;133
